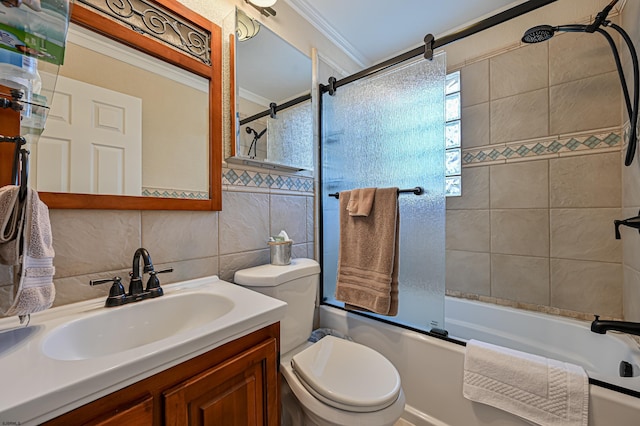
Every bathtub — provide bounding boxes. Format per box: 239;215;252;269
444;297;640;393
319;298;640;426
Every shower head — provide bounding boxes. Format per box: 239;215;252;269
522;24;590;44
520;0;639;167
521;25;556;43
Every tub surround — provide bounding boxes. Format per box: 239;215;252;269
0;276;286;425
446;21;624;319
621;0;640;322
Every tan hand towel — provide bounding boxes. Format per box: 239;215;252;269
335;187;399;316
4;188;55;320
346;187;376;217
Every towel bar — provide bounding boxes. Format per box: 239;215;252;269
328;187;423;199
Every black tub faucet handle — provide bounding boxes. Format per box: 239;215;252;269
614;210;640;239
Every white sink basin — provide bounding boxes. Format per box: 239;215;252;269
42;292;235;360
0;275;287;426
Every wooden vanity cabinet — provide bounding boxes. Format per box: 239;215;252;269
43;323;280;426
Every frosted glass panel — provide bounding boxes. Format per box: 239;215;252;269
321;53;446;331
267;100;313;170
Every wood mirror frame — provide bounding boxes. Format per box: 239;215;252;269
0;0;222;211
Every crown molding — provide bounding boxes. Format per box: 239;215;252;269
283;0;369;68
239;87;272;107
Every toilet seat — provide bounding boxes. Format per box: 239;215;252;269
290;336;401;412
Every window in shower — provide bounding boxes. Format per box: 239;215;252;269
321;53;447;333
445;71;461;197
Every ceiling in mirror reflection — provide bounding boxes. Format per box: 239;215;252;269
236;20;310;105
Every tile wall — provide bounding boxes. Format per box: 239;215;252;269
446;28;624;319
621;2;640;322
0;166;314;313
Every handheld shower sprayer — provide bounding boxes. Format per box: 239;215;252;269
522;0;639;166
245;126;267;158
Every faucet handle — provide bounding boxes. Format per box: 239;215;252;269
90;276;126;307
145;267;173;298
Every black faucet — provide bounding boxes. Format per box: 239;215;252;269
591;315;640;336
129;248;155;297
90;248;173;307
614;211;640;239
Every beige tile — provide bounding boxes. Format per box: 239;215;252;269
53;269;129;307
461;59;489;107
622;207;640;271
445;250;490;295
306;196;315;243
622;146;640;206
270;194;307;244
141;211;218;264
305;242;315;259
50;210;141;278
549;152;621;208
490;89;548;144
551;259;622;317
219;249;270;282
491;209;549;257
446;210;490;252
219;191;270;255
292;243;308;259
490;42;548;100
490;160;548;209
623;266;640;321
461;102;490;149
550;72;622;135
549;31;617;86
551;208;621;262
491;254;549;305
156;257;219;285
446;166;489;210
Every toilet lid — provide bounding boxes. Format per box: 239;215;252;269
290;336;401;412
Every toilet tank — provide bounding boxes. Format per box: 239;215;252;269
234;258;320;354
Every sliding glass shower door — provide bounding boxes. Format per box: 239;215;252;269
320;53;447;332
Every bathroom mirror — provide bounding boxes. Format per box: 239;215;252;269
228;8;313;171
30;0;222;210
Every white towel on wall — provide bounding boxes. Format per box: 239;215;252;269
463;339;589;426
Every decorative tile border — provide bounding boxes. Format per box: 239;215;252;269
462;130;622;166
222;167;314;193
141;187;209;199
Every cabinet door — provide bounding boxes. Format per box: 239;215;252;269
164;337;278;426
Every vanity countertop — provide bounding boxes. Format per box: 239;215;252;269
0;275;286;425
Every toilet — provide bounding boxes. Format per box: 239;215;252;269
234;258;405;426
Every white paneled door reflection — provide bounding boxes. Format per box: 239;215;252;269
34;75;142;195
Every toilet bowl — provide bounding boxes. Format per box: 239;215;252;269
234;258;405;426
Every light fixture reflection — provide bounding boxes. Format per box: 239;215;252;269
237;9;260;41
249;0;277;7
